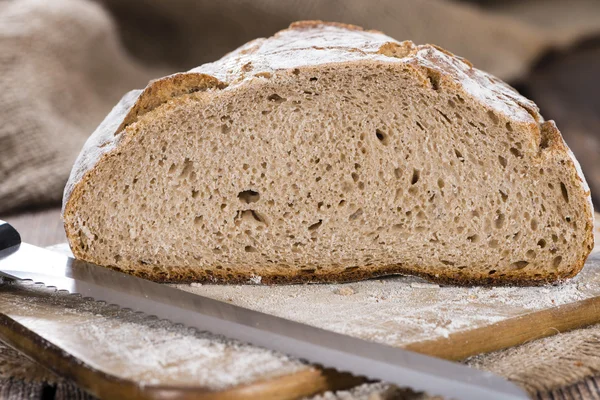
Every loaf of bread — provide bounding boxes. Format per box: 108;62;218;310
63;21;594;285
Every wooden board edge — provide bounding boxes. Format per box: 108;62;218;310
149;369;364;400
405;295;600;361
0;313;362;399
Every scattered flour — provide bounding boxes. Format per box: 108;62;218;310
0;283;306;390
176;252;600;347
433;326;450;339
410;282;440;289
335;286;357;296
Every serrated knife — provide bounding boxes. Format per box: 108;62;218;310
0;220;527;399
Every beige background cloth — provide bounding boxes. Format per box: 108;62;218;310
1;1;600;398
1;0;599;214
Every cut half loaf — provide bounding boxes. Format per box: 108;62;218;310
63;21;594;285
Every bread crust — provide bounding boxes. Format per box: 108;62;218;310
63;21;595;285
102;261;581;287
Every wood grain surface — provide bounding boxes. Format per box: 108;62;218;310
0;284;363;400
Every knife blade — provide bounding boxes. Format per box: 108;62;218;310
0;220;527;399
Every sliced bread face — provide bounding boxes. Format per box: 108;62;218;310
63;21;594;285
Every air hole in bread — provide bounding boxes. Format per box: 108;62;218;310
375;129;389;145
539;134;550;150
426;70;440;90
494;213;506;229
467;234;479;243
194;216;203;226
415;121;425;131
498;155;507;168
530;219;538;231
537;239;547;248
511;261;529;270
553;256;562;267
308;220;322;231
510;147;523;158
454;149;464;162
392;223;403;231
488;239;499;248
238;190;260;203
234;210;267;226
526;250;536;259
487;110;499;125
560;182;569;203
349;208;363;221
499;190;508;202
267;94;286;103
437;109;451;124
244;245;258;253
437;178;445;189
250;210;267;224
179;158;194;179
411;169;420;185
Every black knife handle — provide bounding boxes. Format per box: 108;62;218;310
0;220;21;251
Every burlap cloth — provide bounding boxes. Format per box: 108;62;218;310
1;0;600;398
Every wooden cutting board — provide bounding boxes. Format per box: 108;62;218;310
0;216;598;399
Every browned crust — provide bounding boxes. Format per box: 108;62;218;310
106;260;584;287
63;20;595;286
116;73;227;134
